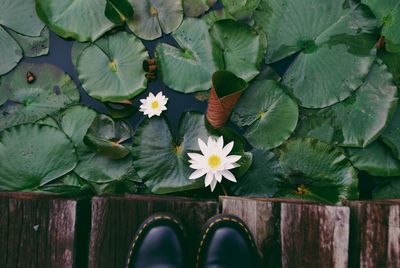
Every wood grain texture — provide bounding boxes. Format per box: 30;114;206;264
0;192;90;268
346;200;400;268
221;196;350;268
88;194;219;268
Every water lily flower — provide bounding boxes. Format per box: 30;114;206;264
139;92;168;118
188;136;241;192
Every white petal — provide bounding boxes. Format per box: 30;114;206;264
189;169;207;180
221;170;237;182
140;99;146;104
215;172;222;182
226;155;241;163
198;138;208;155
217;136;224;150
224;163;238;170
156;92;163;98
222;141;234;156
207;136;215;147
210;179;217;192
187;153;204;161
149;92;155;98
205;172;213;186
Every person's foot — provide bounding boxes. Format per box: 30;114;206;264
126;213;187;268
196;214;259;268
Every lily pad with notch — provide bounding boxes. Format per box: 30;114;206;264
132;112;210;194
0;124;78;191
254;0;378;108
183;0;217;17
105;0;134;25
221;0;261;20
155;18;223;93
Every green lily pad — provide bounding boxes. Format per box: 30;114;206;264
84;114;132;159
362;0;400;52
295;60;398;147
373;178;400;199
221;0;261;20
105;0;134;25
77;31;148;101
382;105;400;159
71;41;90;67
156;18;223;93
183;0;217;17
202;9;236;27
60;105;97;154
379;50;400;86
8;27;49;57
36;116;59;128
127;0;183;40
275;138;358;204
35;0;115;42
210;19;266;81
231;79;298;150
105;101;138;119
254;0;378;108
0;0;47;74
231;149;281;197
132;112;209;194
0;63;79;131
347;140;400;177
38;172;89;196
0;124;78;191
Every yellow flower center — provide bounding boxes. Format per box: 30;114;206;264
208;155;221;169
294;184;310;195
151;101;159;109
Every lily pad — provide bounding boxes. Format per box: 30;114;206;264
379;50;400;86
35;0;115;42
231;79;298;150
77;31;148;101
127;0;183;40
0;124;78;191
156;18;223;93
347;140;400;177
38;172;88;196
132;112;209;194
231;149;281;197
362;0;400;52
221;0;261;20
275;138;358;204
202;9;236;27
84;114;132;159
0;63;79;131
373;178;400;199
183;0;217;17
254;0;378;108
210;19;266;81
382;105;400;159
295;60;398;147
105;0;134;25
0;0;47;73
8;27;49;57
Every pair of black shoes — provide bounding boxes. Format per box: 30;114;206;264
126;213;259;268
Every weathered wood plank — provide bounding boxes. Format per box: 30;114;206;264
88;194;219;268
0;192;90;268
221;196;350;268
346;200;400;268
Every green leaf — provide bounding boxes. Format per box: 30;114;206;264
231;79;298;150
379;50;400;86
38;172;89;196
221;0;261;20
84;114;132;159
0;63;79;131
35;0;115;42
36;116;59;128
0;26;23;75
127;0;183;41
60;105;97;154
71;41;90;67
347;140;400;177
156;18;223;93
77;31;148;101
231;149;281;197
0;124;78;191
275;138;358;204
382;104;400;159
296;60;398;147
254;0;378;108
105;101;138;119
183;0;216;17
202;9;236;27
105;0;134;24
373;178;400;199
362;0;400;52
8;27;49;58
132;112;210;194
210;19;266;81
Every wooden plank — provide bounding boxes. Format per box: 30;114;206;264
0;192;90;268
221;196;350;268
346;200;400;268
88;194;219;268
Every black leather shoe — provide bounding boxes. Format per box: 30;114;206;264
126;213;187;268
196;214;259;268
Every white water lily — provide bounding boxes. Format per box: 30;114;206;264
188;136;241;192
139;92;168;118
